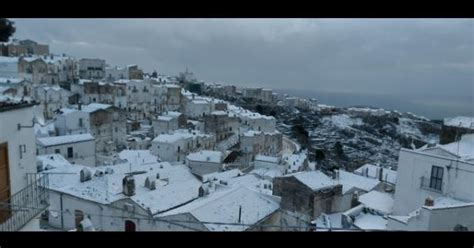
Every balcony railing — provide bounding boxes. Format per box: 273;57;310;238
0;174;49;231
420;176;443;193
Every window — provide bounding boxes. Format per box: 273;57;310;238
115;127;118;132
55;149;60;154
429;166;443;191
78;118;83;127
67;147;73;158
177;146;180;153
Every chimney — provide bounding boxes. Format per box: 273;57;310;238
145;176;156;190
378;167;383;181
424;196;434;207
80;168;92;182
123;176;136;196
365;167;369;177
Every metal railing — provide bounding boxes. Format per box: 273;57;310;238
0;174;49;231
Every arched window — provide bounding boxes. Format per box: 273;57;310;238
125;220;136;232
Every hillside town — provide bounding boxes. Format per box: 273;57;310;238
1;35;473;232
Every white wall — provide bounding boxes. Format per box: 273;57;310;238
37;140;96;167
48;191;205;231
188;160;223;177
393;149;474;215
388;204;474;231
186;101;211;119
0;105;37;194
55;111;90;136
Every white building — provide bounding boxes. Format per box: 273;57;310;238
152;112;180;136
151;129;215;162
32;84;71;120
0;97;38;195
341;190;395;230
36;133;96;167
240;130;282;157
186;99;212;119
238;110;276;132
159;185;281;231
0;77;33;98
0;97;39;226
54;107;91;136
186;150;224;177
392;134;474;216
105;66;129;82
261;88;273;103
353;163;397;186
39;151;204;231
386;134;474;231
78;58;105;80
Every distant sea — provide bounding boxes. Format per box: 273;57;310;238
273;88;474;120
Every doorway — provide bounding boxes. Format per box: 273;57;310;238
125;220;136;232
0;143;11;223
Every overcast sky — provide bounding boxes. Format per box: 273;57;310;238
10;18;474;117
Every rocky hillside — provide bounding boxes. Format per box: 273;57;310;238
278;105;442;171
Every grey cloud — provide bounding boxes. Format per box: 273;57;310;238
10;18;474;118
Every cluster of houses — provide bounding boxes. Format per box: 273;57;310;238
0;39;473;232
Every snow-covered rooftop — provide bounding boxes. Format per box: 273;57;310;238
210;110;228;116
42;152;201;214
201;169;243;183
80;103;112;113
255;155;280;164
34;122;55;137
0;77;25;84
37;133;94;147
159;186;280;231
186;150;223;164
152;129;211;144
157;116;173;121
336;170;381;194
425;197;474;210
443;116;474;129
419;134;474;162
286;171;338;191
37;154;73;171
118;150;158;165
358;191;394;215
435;133;474;161
353;212;387;230
250;167;283;179
312;212;344;230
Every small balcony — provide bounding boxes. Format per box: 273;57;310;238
0;174;49;231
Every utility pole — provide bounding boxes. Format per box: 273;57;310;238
238;205;242;223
